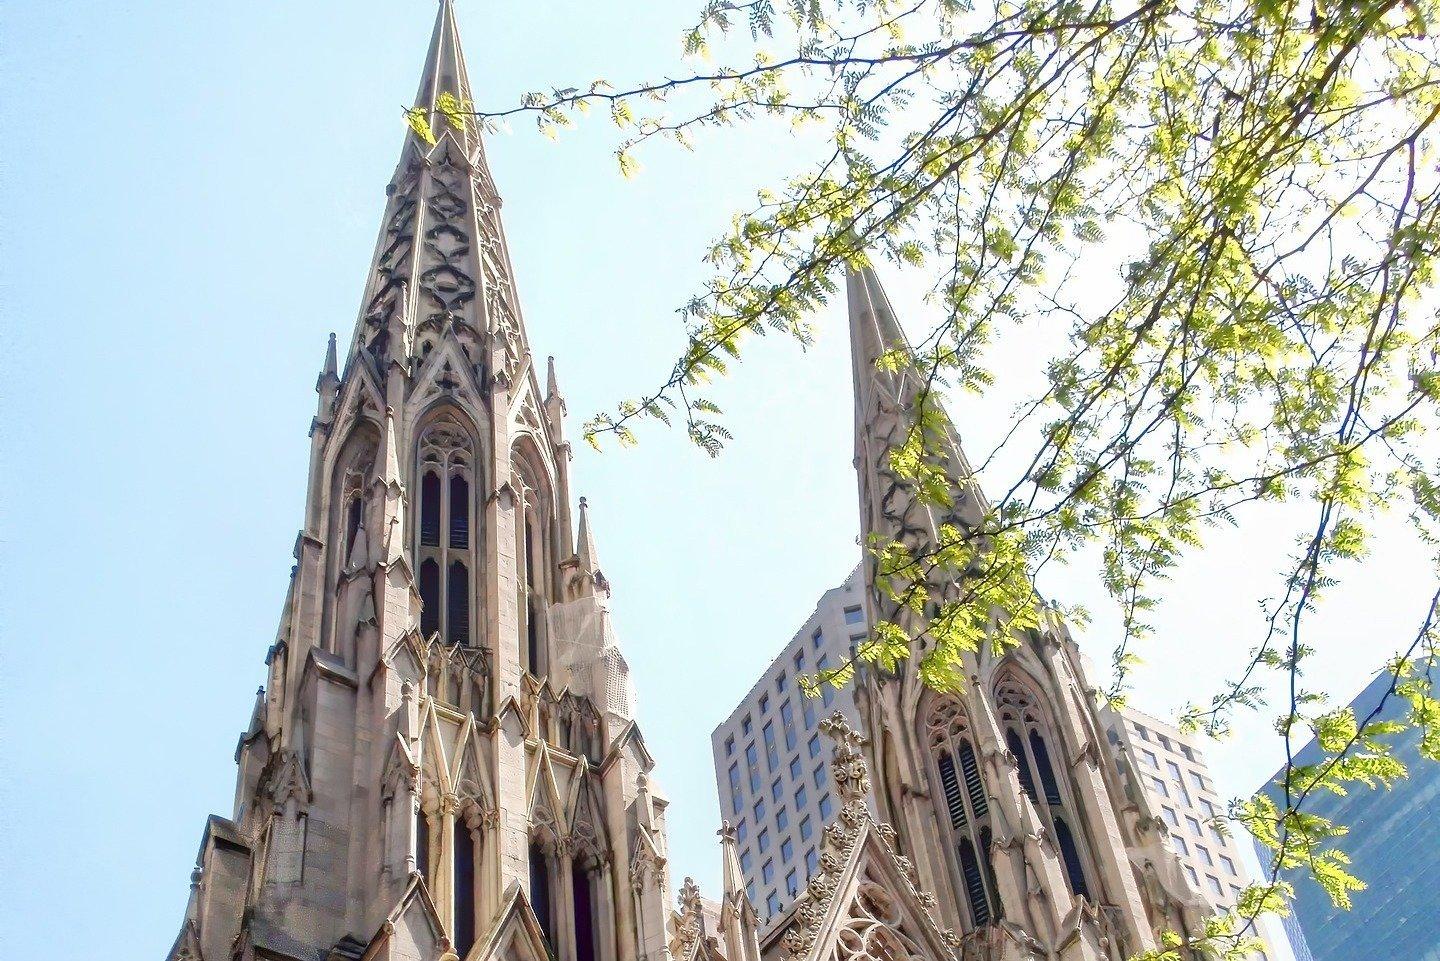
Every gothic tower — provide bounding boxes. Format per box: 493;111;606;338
840;267;1212;960
169;7;677;961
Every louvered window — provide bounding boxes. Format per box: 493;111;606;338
958;838;991;925
959;740;988;819
448;474;469;548
980;827;1003;919
447;561;470;645
415;417;476;648
937;753;967;829
927;698;999;928
420;472;442;546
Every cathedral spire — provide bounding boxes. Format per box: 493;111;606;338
346;0;526;388
846;266;981;597
411;0;482;155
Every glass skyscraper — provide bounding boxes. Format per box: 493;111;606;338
1256;669;1440;960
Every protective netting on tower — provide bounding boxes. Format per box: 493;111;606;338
547;595;634;718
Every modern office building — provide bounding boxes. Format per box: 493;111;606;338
1255;669;1440;961
1102;704;1280;959
709;566;869;927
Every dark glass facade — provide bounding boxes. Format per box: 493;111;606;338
1257;671;1440;961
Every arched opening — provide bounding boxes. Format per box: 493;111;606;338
924;695;1000;928
322;422;379;659
415;414;479;648
994;671;1095;903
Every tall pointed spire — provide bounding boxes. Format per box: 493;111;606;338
411;0;484;157
846;266;983;561
346;0;527;389
571;496;609;596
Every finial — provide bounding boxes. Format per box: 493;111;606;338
323;332;338;377
819;712;871;804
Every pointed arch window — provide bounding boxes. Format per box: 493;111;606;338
924;696;1001;928
416;416;478;645
995;674;1092;901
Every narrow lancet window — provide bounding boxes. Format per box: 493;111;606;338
959;740;988;819
449;474;469;548
454;822;476;956
1006;729;1037;801
573;866;597;961
419;559;440;638
416;416;477;647
958;838;991;925
1054;817;1089;899
415;807;430;882
346;497;363;555
1030;729;1062;805
529;842;553;948
447;561;470;645
420;472;442;547
926;696;1000;928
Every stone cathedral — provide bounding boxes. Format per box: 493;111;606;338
169;5;1212;961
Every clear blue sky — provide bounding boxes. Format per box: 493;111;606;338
1;2;1433;959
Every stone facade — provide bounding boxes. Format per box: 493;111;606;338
168;7;1208;961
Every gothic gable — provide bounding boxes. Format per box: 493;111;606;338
360;873;450;961
526;741;569;841
409;334;488;429
780;816;958;961
468;882;552;961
